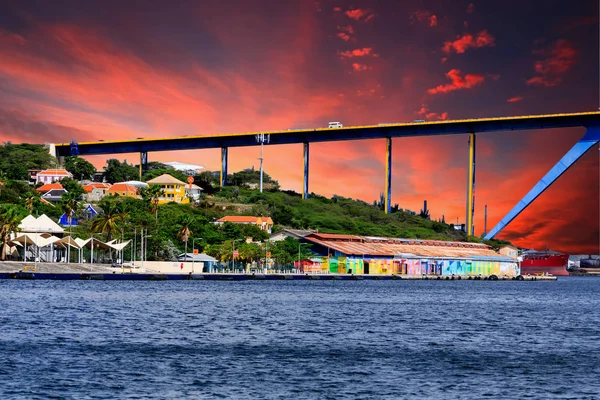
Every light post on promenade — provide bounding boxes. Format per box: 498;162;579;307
231;239;242;273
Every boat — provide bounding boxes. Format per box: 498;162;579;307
520;249;569;276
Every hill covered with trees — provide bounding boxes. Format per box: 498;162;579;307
0;144;510;265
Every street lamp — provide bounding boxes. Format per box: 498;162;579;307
192;237;202;274
231;239;243;273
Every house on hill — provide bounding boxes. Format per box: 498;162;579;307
146;174;189;204
83;182;111;202
36;169;72;184
37;182;64;194
107;183;138;198
215;216;274;233
41;188;67;203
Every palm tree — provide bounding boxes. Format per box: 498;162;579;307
176;214;194;261
91;201;126;241
61;191;80;262
0;205;22;261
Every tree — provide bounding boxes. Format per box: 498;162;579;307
0;143;55;181
60;178;84;199
140;184;165;220
61;191;80;262
103;159;139;184
64;155;96;181
91;201;127;241
176;214;194;259
0;204;25;260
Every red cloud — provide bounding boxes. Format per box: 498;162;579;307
442;30;496;54
337;32;351;41
352;63;370;71
507;96;524;103
410;11;438;27
339;47;377;58
417;104;448;120
427;69;485;94
333;7;341;12
336;25;354;41
345;8;374;21
527;40;577;87
467;3;475;13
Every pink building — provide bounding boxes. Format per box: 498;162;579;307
36;169;73;184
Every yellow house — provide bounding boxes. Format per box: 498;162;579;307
147;174;190;204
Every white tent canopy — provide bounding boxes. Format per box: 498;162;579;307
18;214;64;234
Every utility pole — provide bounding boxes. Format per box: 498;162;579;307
484;205;488;236
255;134;270;193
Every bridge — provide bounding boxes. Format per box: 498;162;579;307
52;111;600;239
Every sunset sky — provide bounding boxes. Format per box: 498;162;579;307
0;0;598;253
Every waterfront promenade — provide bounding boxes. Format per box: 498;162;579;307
0;262;556;281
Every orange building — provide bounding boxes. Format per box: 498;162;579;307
37;182;64;193
215;216;274;233
107;183;138;198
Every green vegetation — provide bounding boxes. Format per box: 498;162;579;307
0;143;512;266
64;156;96;181
0;143;55;180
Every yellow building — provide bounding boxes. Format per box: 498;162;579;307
147;174;190;204
107;183;138;198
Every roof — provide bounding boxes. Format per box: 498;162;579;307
121;180;149;188
18;214;64;234
37;183;64;193
303;233;498;258
165;161;205;171
38;169;72;176
270;229;316;239
217;216;273;224
83;183;111;192
177;253;218;262
185;184;203;190
147;174;186;185
108;183;138;193
42;189;67;199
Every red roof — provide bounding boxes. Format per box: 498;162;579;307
38;169;72;176
83;183;111;193
303;233;495;258
107;183;137;193
37;183;64;193
217;216;273;224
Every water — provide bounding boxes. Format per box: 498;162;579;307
1;278;600;399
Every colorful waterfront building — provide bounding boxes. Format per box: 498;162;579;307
301;233;520;277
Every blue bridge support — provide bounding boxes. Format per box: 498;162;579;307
485;126;600;240
303;142;310;199
139;151;148;179
220;147;228;187
384;138;392;214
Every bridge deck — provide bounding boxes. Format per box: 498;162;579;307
55;111;600;156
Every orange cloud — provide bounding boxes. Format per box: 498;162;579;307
427;69;485;94
352;63;370;71
442;30;496;54
527;39;577;87
417;104;449;120
336;25;354;41
339;47;377;58
507;96;524;103
345;8;374;21
410;11;438;27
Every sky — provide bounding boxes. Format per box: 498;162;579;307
0;0;598;254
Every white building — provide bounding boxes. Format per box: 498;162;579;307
36;169;73;184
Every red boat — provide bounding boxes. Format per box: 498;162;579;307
520;250;569;276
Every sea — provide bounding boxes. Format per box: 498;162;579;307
1;277;599;399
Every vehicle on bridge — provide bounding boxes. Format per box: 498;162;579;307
328;122;343;128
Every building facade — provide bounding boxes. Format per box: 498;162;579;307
215;216;274;233
299;233;520;277
146;174;190;204
36;169;73;184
